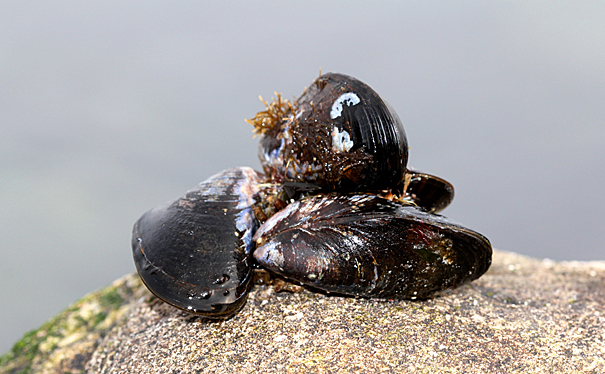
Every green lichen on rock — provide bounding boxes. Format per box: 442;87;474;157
0;274;143;374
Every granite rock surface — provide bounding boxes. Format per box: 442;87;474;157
1;250;604;373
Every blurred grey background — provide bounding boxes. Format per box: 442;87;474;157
1;1;604;354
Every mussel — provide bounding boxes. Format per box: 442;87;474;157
402;170;455;213
253;193;491;299
132;167;261;318
132;72;492;319
251;73;409;192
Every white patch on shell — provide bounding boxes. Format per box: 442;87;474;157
254;241;285;269
347;234;365;249
331;126;354;153
330;92;360;119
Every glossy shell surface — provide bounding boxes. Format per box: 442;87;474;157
132;167;261;317
258;73;409;192
404;170;455;213
132;72;493;318
253;193;491;299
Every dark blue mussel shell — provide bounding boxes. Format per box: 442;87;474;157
253;193;491;299
403;170;455;214
132;167;262;318
131;73;493;318
258;73;409;192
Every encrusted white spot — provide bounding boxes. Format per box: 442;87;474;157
330;92;360;119
254;241;284;268
331;127;354;153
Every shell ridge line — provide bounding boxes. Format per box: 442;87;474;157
136;241;198;289
396;205;491;246
339;225;381;293
253;201;302;241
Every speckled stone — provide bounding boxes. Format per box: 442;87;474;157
2;250;604;373
0;275;147;374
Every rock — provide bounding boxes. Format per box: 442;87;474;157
0;275;147;374
1;250;604;373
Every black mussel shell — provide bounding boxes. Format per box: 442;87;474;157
253;193;491;299
403;170;455;213
258;73;408;192
132;167;262;318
